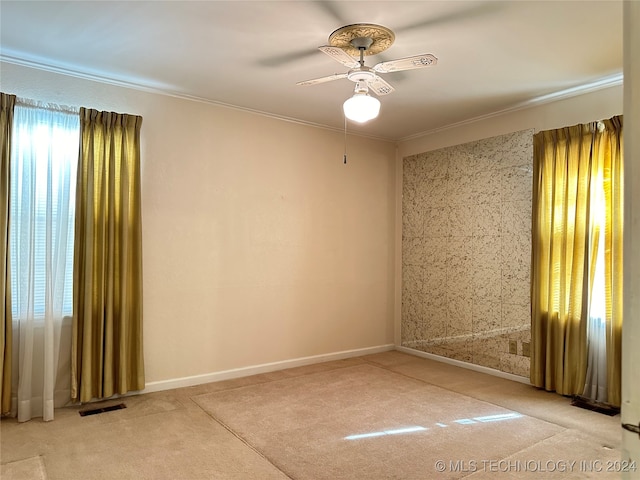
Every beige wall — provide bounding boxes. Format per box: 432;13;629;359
1;62;397;385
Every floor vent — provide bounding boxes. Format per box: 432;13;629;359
79;403;127;417
571;396;619;416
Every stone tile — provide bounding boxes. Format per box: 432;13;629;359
474;147;504;173
449;204;474;237
424;205;450;237
401;315;421;344
447;295;473;335
402;264;424;294
423;315;448;340
448;316;473;338
421;343;452;358
402;291;425;323
502;274;530;306
472;351;502;370
424;289;448;311
422;236;449;267
502;233;531;280
401;183;421;211
445;337;474;362
415;149;450;180
481;333;510;357
447;144;478;177
402;155;422;187
496;129;534;168
502;302;531;330
474;266;502;303
418;176;449;207
447;173;476;204
516;329;532;345
424;266;449;300
501;164;533;203
447;264;474;298
473;301;502;335
474;203;502;236
473;235;501;266
502;199;532;237
500;352;531;377
446;236;474;270
403;237;427;266
402;206;424;239
474;170;502;204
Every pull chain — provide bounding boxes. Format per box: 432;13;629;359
343;115;347;164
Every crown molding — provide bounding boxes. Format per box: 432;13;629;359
0;53;394;143
399;73;624;143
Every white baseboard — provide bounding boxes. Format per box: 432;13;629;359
141;344;395;394
395;345;531;385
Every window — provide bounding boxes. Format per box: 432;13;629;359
9;101;79;320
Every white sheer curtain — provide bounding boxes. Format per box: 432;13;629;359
9;99;78;422
583;159;608;404
583;229;608;402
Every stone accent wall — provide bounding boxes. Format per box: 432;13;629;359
401;130;533;377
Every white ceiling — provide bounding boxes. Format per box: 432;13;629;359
0;1;623;141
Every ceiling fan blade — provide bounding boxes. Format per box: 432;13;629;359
296;73;348;86
315;0;348;24
396;2;503;33
318;45;359;68
367;76;395;96
371;54;409;82
372;54;438;74
258;49;318;67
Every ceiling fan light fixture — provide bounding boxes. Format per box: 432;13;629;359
343;92;380;123
298;23;438;125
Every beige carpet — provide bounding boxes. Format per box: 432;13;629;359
194;364;570;479
1;456;47;480
0;352;623;480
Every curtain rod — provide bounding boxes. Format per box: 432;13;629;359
16;96;79;114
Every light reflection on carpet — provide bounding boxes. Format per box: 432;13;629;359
344;412;523;440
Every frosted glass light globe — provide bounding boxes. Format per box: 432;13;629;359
343;94;381;123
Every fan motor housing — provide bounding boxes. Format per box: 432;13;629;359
347;68;377;83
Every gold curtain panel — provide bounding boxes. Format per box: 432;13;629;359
71;108;145;403
0;92;16;414
530;116;623;406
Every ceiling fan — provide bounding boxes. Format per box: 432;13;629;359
297;24;437;122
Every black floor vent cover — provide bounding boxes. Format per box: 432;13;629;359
79;403;126;417
571;396;619;416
